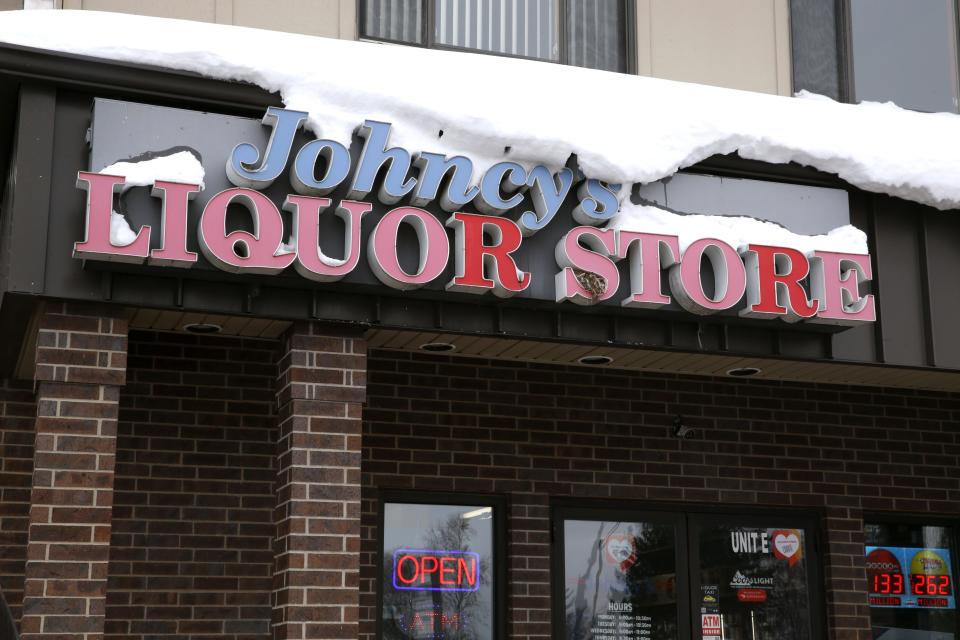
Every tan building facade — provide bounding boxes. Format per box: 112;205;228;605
9;0;792;95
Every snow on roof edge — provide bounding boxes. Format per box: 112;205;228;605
0;10;956;214
1;11;958;206
0;9;950;256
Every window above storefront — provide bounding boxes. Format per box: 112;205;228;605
848;0;959;114
359;0;632;73
791;0;960;113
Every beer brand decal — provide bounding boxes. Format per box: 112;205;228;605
728;571;774;589
75;108;876;325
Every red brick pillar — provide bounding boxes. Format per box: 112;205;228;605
20;303;128;640
273;323;365;640
824;506;873;640
0;379;37;628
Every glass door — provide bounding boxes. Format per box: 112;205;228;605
687;513;824;640
552;506;825;640
553;507;690;640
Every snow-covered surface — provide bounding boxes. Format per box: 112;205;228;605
109;211;137;246
100;150;205;191
0;10;946;254
99;150;205;246
611;203;868;254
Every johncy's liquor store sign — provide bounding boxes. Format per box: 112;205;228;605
75;102;875;325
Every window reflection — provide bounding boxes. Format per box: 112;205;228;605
849;0;959;113
557;513;820;640
562;519;679;640
697;525;812;640
382;503;495;640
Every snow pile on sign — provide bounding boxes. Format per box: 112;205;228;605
99;150;205;245
611;204;866;254
0;11;952;253
101;150;206;191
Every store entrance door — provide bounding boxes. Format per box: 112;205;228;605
552;505;825;640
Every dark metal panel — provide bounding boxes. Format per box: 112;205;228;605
779;331;830;360
615;316;669;346
41;91;107;301
313;291;375;323
500;306;553;336
871;197;927;366
439;302;498;333
697;323;723;352
830;322;875;363
180;279;247;315
922;210;960;368
110;272;178;307
831;191;878;362
558;312;609;343
249;285;312;319
0;76;20;292
0;43;279;117
378;297;436;328
917;215;936;366
726;325;776;355
7;84;55;294
669;321;702;351
0;293;38;376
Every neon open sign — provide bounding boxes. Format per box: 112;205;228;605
392;549;480;592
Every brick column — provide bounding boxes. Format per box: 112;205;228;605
0;379;37;628
824;506;873;640
273;323;365;640
20;303;128;640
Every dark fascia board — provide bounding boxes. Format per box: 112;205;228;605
692;153;850;189
0;41;848;186
0;293;38;377
0;42;281;116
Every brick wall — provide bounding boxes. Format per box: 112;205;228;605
0;378;36;626
5;329;960;639
22;302;129;640
359;350;960;640
272;323;365;640
105;330;278;640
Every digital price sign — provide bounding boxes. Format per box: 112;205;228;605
865;547;955;610
871;571;904;595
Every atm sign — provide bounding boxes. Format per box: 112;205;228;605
702;613;722;638
392;549;480;592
